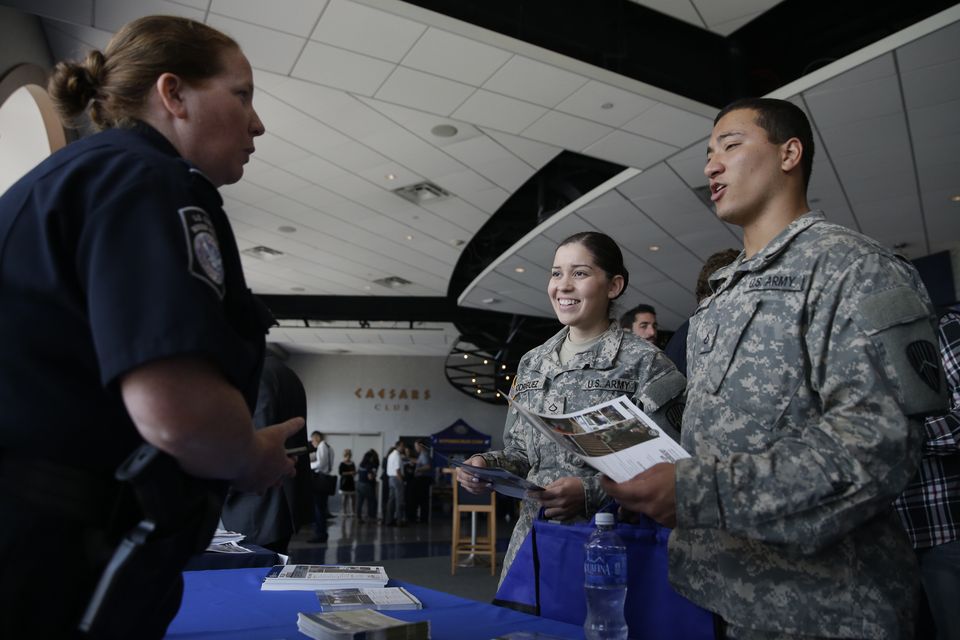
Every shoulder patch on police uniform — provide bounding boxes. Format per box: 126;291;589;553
179;206;225;299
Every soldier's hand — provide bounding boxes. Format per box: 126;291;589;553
457;455;492;495
600;462;677;528
537;476;586;520
234;417;304;494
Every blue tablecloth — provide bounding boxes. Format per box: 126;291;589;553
165;567;584;639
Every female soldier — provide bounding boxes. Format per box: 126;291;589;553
0;15;300;639
459;231;685;582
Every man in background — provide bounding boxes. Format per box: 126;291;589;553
619;304;658;343
385;439;406;527
221;351;311;554
895;308;960;640
309;431;334;543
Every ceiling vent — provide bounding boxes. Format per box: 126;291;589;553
393;181;452;204
372;275;412;289
241;245;284;261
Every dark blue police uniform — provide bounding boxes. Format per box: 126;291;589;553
0;122;272;637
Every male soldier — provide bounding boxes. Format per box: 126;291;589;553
603;98;945;639
619;304;658;343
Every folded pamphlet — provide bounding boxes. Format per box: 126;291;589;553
509;395;689;482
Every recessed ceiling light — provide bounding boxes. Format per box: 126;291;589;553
405;234;414;241
601;102;614;110
483;359;489;365
386;173;396;181
463;354;469;359
476;388;482;394
471;378;477;383
514;266;525;273
363;285;371;291
431;124;458;137
278;225;297;233
649;245;660;252
451;239;465;246
481;297;499;304
951;194;960;202
505;375;510;380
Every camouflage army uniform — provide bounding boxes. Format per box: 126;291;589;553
672;212;946;638
482;320;685;583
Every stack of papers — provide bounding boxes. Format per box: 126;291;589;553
261;565;389;591
316;587;422;612
209;529;245;545
297;610;429;640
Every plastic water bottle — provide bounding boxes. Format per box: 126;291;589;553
583;512;628;640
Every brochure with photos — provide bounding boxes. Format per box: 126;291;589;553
261;565;389;591
509;394;689;482
316;587;423;612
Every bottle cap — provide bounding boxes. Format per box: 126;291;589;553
595;512;615;526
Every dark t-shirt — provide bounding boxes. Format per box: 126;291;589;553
339;462;356;491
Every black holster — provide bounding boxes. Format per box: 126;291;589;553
79;444;224;640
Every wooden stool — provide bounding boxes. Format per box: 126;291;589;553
450;468;497;576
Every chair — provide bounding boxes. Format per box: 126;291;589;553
450;468;497;576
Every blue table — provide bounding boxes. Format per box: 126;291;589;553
165;567;584;639
183;544;280;571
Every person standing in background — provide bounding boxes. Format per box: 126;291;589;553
221;351;311;554
413;440;433;523
619;304;658;343
356;449;379;523
309;431;333;543
338;449;356;516
895;309;960;640
0;16;299;639
385;440;406;527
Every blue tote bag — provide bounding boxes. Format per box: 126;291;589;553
494;510;714;640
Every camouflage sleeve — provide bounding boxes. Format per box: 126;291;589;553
581;472;606;516
634;350;686;441
480;405;533;477
677;252;937;551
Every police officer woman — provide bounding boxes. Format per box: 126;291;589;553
459;231;685;582
0;15;301;639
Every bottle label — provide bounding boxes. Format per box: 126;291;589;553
584;551;627;588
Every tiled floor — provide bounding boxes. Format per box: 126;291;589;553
287;507;515;602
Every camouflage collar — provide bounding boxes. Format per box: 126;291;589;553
707;211;823;293
542;319;623;374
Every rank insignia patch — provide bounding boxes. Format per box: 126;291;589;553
907;340;940;393
179;206;225;299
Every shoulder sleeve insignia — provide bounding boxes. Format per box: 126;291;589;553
179;206;225;299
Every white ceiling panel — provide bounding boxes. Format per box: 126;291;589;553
291;41;394;94
419;198;489;235
443;136;536;192
205;14;305;75
451;90;548;135
401;27;512;85
210;0;326;38
555;80;657;128
803;74;902;129
629;0;703;28
584;130;678;169
521;111;613;150
666;140;711;189
906;98;960;142
170;0;208;9
691;0;784;29
896;19;960;71
374;66;474;115
541;213;598;244
482;56;589;107
900;58;960;110
456;185;511;214
358;98;484;148
252;133;313;166
482;129;561;169
710;13;757;36
622;103;714;148
93;0;203;32
813;112;908;158
357;127;467;177
310;0;424;62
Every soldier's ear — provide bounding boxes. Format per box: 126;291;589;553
608;274;625;299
